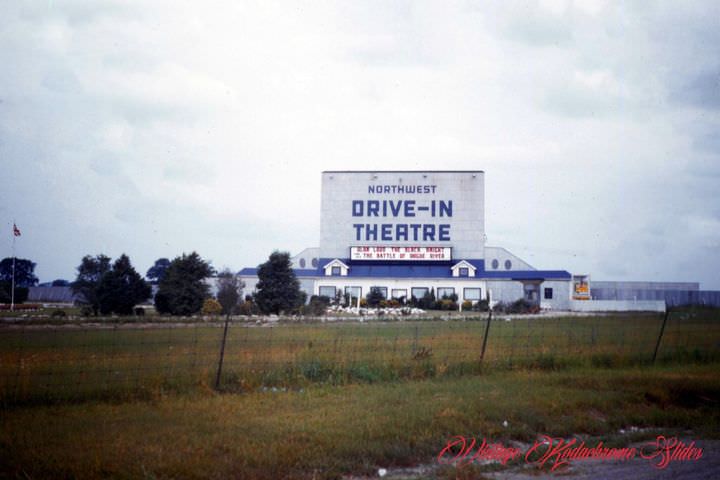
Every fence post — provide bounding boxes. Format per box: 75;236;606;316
215;315;230;390
480;308;492;361
652;305;669;365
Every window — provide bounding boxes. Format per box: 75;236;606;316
464;288;482;301
491;259;499;270
504;260;512;270
311;258;318;268
544;288;553;300
299;258;306;268
319;286;336;298
437;287;455;299
391;289;407;300
459;267;469;277
370;286;388;299
345;286;362;300
411;287;429;300
331;266;341;276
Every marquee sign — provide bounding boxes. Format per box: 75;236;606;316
350;246;452;262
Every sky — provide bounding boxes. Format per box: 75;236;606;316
1;0;719;288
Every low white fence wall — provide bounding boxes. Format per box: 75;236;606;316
570;300;666;312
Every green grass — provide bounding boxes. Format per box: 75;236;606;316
1;311;719;405
1;363;719;479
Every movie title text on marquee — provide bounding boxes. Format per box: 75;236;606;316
350;246;452;261
352;184;453;242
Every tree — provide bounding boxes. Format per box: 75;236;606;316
201;298;222;315
0;257;38;304
146;258;171;284
366;287;385;308
253;251;304;314
215;269;244;316
51;279;70;287
417;288;436;310
96;254;152;315
71;254;111;315
0;258;39;287
154;252;214;315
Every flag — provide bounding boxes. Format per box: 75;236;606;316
13;223;21;237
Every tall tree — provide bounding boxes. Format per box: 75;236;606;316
97;254;152;315
71;255;111;315
0;258;38;304
216;269;244;316
146;258;171;284
253;251;304;314
0;258;39;287
154;252;214;315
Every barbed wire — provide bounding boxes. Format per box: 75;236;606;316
1;311;718;405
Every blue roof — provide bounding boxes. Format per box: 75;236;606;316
239;261;571;281
481;270;571;280
239;268;321;277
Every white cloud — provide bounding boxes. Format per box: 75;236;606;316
1;0;719;288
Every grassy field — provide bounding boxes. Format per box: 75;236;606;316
1;310;719;405
0;310;718;478
1;363;719;479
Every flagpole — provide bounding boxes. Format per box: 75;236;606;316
10;222;16;312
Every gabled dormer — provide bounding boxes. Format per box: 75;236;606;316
323;259;349;276
451;260;476;278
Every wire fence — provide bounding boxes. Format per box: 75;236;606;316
1;310;719;405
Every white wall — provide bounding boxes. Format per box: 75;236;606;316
313;277;488;302
540;280;572;310
240;274;574;310
486;281;523;303
487;279;572;310
290;247;320;270
484;246;535;271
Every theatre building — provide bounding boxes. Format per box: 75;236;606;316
239;171;574;310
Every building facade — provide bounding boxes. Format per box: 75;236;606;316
240;171;573;310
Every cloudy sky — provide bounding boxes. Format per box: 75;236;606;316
1;0;719;288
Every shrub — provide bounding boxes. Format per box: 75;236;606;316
201;298;222;315
495;299;537;314
347;364;383;383
236;300;257;316
437;299;458;311
365;288;385;308
474;299;490;312
51;309;67;318
418;290;436;310
461;300;473;311
302;295;329;316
